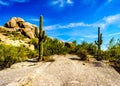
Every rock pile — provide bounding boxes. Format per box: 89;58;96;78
4;17;38;38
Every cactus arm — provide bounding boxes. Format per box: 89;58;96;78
35;27;39;38
95;40;98;45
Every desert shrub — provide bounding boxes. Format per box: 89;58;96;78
0;44;37;70
65;42;76;54
87;43;97;55
43;56;55;62
102;38;120;71
75;41;96;54
10;31;26;40
30;38;38;49
76;48;88;60
43;38;67;56
0;29;26;40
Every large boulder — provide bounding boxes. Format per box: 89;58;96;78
5;17;17;28
4;17;38;38
21;22;37;38
16;17;24;22
22;28;35;38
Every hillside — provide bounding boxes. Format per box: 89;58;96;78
0;55;120;86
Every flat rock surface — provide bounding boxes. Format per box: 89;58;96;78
0;55;120;86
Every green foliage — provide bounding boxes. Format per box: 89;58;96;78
0;28;26;40
75;41;97;55
0;44;37;70
43;37;67;56
10;31;26;40
72;40;77;46
65;42;76;53
30;38;38;49
76;48;88;60
74;41;97;60
100;38;120;71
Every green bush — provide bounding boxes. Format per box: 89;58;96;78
0;44;37;70
43;37;68;56
30;38;38;49
75;48;88;60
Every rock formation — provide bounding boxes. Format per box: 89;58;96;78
4;17;38;38
0;55;120;86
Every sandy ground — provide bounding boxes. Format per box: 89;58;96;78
0;55;120;86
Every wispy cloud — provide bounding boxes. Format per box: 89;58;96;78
84;35;97;38
51;0;73;8
103;14;120;24
44;14;120;31
29;18;39;22
109;32;120;36
44;22;92;30
0;0;9;6
0;0;29;7
67;0;73;4
80;38;84;41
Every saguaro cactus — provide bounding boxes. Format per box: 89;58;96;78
95;27;103;60
37;16;47;61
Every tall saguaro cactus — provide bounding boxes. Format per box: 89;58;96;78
95;27;103;60
38;16;47;61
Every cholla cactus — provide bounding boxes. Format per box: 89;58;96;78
37;16;47;61
95;27;103;60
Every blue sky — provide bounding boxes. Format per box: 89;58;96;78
0;0;120;49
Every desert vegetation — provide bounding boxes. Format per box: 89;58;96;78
0;16;120;73
0;44;37;70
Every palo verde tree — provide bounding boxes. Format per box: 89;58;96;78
95;27;103;60
37;16;47;61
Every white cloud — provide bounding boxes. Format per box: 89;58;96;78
84;35;97;38
109;32;120;36
80;38;84;41
44;22;92;30
0;0;29;7
0;0;9;6
45;14;120;31
29;18;39;22
45;14;120;43
51;0;73;8
67;0;73;4
103;14;120;24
